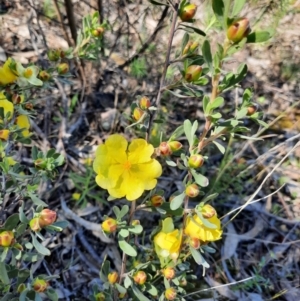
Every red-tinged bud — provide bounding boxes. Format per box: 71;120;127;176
227;18;251;43
139;96;151;110
179;3;197;22
17;283;26;293
189;237;200;249
12;93;24;104
39;70;51;81
165;287;177;300
133;270;147;285
151;194;165;207
182;41;198;55
0;130;10;141
131;219;140;226
133;107;145;121
92;26;105;37
39;209;57;227
32;278;48;292
13;243;23;251
29;217;41;232
25;103;33;110
159;142;172;156
0;231;14;247
47;49;60;61
95;292;105;301
168;141;182;152
57;63;69;75
185;183;200;198
185;65;202;82
102;218;118;233
247;105;257;116
188;154;204;169
180;278;187;286
108;271;118;284
162;267;176;280
59;49;66;58
34;159;47;170
201;204;216;219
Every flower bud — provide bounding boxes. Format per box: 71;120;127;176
180;278;187;286
227;18;251;43
25;103;33;110
162;267;175;280
201;204;216;219
12;93;24;104
47;49;60;61
151;194;165;207
139;96;151;110
133;270;147;285
17;283;26;293
182;41;198;55
165;287;177;300
168;141;182;152
0;130;10;141
159;142;172;156
39;70;51;81
13;243;23;251
34;158;47;170
185;183;200;198
0;231;14;247
32;278;48;292
102;218;118;233
39;209;57;227
92;26;105;37
132;107;145;121
108;271;118;284
247;105;257;116
188;154;204;169
29;217;41;232
189;237;200;249
179;3;197;22
131;219;140;226
185;65;202;82
72;192;81;201
57;63;69;75
95;292;105;301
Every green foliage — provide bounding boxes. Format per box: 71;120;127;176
129;58;148;79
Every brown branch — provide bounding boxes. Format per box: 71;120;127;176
64;0;77;45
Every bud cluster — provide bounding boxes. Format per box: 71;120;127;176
158;140;182;156
29;209;57;232
132;96;151;121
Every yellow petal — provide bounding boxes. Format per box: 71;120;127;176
16;115;30;137
0;58;18;85
0;93;14;119
128;138;154;164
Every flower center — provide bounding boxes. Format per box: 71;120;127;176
24;68;33;78
123;160;132;170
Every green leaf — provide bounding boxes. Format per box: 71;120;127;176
32;146;38;160
119;205;129;219
35;293;43;301
118;239;137;257
3;213;19;230
100;260;110;282
166;89;192;98
236;107;248;119
169;125;184;141
113;206;120;218
202;193;219;203
190;169;209;187
247;31;272;43
255;119;269;128
183;119;192;145
27;192;48;207
115;283;127;295
124;276;132;288
181;32;189;54
203;95;210;114
145;284;158;296
170;192;185;210
128;224;143;234
119;229;130;238
132;284;151;301
206;96;224;112
166;159;177;167
213;140;225;154
180;24;206;37
231;0;246;17
190;247;210;267
212;0;225;27
0;247;9;262
0;262;9;284
202;40;213;73
31;233;51;256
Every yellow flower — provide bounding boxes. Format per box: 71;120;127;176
184;206;222;242
16;115;30;137
0;58;18;85
0;129;10;141
154;218;182;266
93;134;162;201
0;92;14;121
72;192;81;201
16;63;43;87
